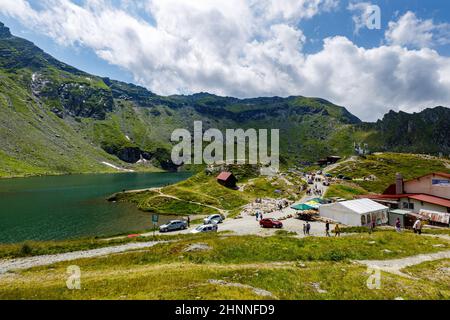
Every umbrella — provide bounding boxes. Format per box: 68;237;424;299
291;203;314;211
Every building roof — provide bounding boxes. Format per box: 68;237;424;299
383;184;397;195
363;193;450;208
338;199;388;214
384;172;450;195
408;194;450;208
217;172;234;181
412;172;450;180
364;194;415;200
390;209;412;215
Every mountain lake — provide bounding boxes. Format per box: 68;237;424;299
0;172;192;243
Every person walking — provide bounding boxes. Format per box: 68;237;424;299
417;220;423;235
303;223;307;235
326;221;331;237
334;224;341;237
306;222;311;235
413;219;422;235
187;216;191;228
369;218;376;234
256;211;259;221
395;218;401;232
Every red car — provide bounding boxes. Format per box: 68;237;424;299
260;218;283;229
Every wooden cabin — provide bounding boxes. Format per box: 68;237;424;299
217;172;238;189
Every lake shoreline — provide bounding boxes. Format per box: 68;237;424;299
0;172;193;243
0;167;168;181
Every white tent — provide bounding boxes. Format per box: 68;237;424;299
319;199;389;226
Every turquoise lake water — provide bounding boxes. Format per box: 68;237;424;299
0;172;191;243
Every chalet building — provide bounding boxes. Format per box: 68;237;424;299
363;173;450;223
217;172;238;189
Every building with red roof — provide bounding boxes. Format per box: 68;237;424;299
361;172;450;221
217;172;238;189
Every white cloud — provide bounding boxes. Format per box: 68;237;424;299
300;37;450;119
347;1;377;35
0;0;449;121
386;11;450;48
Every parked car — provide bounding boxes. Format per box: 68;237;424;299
159;220;187;233
191;224;218;234
260;218;283;229
204;214;225;225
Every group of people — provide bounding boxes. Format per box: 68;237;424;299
394;217;423;235
255;211;264;221
306;187;323;196
326;220;341;237
276;200;289;210
304;220;341;237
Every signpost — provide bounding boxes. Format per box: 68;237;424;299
152;214;159;239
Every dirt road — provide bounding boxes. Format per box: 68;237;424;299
357;249;450;278
0;241;162;275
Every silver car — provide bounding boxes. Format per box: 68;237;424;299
204;214;225;225
159;220;188;233
191;224;218;234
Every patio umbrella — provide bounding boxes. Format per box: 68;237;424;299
291;203;314;211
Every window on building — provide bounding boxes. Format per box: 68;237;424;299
361;215;366;225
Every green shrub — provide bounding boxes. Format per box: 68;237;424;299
326;250;347;261
19;243;33;256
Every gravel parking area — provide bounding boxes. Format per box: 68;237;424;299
146;174;333;237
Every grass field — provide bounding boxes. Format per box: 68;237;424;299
403;259;449;288
114;171;305;216
0;232;449;300
0;233;213;259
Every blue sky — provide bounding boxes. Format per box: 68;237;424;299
0;0;449;120
301;0;450;54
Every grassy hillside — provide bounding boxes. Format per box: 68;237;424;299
324;183;367;200
0;232;448;300
358;107;450;155
330;153;450;193
113;167;305;217
0;70;130;177
1;21;449;178
0;23;365;177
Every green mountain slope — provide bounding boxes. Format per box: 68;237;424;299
0;21;449;178
356;107;450;155
329;153;450;193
